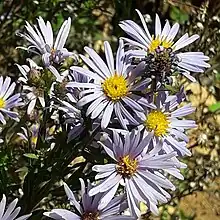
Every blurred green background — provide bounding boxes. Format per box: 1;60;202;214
0;0;219;219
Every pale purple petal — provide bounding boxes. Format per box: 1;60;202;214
101;102;114;129
91;100;109;119
63;183;82;214
161;20;171;39
155;14;161;37
122;96;143;112
84;46;111;78
79;55;106;80
174;34;199;51
44;209;80;220
89;173;121;196
54;18;71;50
98;182;119;210
71;66;102;81
27;98;36;115
104;41;114;75
135;9;152;41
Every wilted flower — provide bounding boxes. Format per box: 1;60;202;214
89;129;181;217
16;59;45;115
0;76;23;124
136;88;196;156
0;194;32;220
17;17;74;81
67;40;151;129
119;9;210;83
44;179;134;220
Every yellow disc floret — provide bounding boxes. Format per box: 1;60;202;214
149;36;173;53
161;40;173;49
102;74;128;101
0;98;5;109
149;36;161;52
117;155;138;178
144;110;169;137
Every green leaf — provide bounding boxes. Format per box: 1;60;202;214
23;153;39;159
55;13;64;29
170;6;189;24
208;102;220;112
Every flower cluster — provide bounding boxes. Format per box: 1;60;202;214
1;9;210;220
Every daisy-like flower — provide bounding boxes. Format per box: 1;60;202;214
119;9;210;82
67;40;151;129
89;129;181;217
0;76;23;124
17;17;74;81
44;179;134;220
16;59;45;115
0;194;32;220
136;88;196;156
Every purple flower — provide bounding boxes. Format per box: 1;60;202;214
136;88;196;156
44;179;134;220
67;40;151;129
119;10;210;82
0;194;32;220
17;17;75;81
0;76;23;124
89;129;181;217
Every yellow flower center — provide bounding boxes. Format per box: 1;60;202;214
0;98;5;109
102;74;128;101
144;110;169;137
149;36;173;53
117;155;138;178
